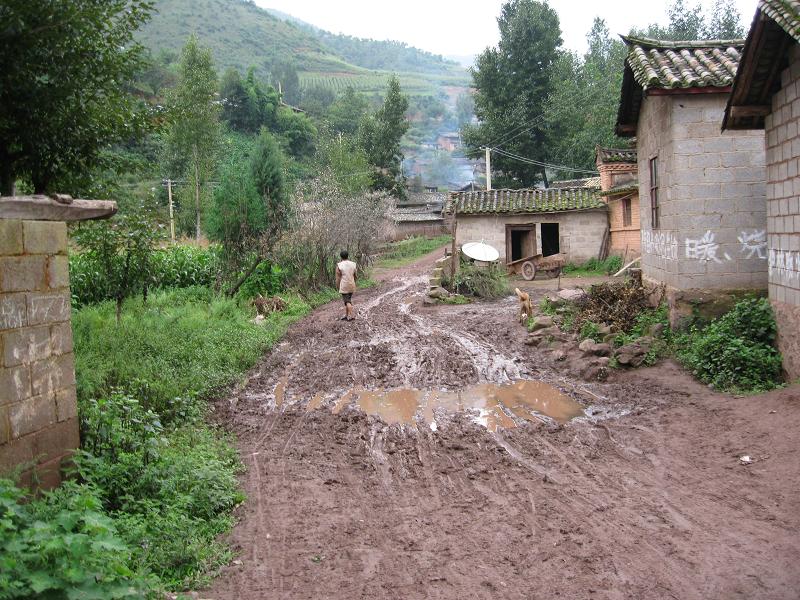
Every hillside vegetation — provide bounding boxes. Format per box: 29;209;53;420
137;0;469;96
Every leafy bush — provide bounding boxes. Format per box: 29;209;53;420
71;244;222;307
235;260;286;299
579;321;602;342
0;479;153;598
446;261;508;299
676;297;782;392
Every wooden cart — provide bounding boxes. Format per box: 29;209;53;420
506;253;565;281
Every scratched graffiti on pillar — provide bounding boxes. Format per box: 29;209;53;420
642;230;678;260
738;230;767;259
685;230;731;263
769;249;800;286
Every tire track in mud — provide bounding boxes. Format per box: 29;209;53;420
209;250;800;600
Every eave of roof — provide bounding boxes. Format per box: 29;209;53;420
599;183;639;196
616;37;744;136
724;1;800;130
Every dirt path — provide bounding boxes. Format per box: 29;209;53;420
209;248;800;600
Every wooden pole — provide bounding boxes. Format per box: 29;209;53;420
485;147;492;191
167;179;175;243
193;147;201;242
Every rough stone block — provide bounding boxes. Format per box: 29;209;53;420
54;385;78;422
0;434;34;472
50;322;73;356
26;291;70;326
31;418;79;465
0;293;26;330
9;394;56;439
0;256;46;292
30;353;75;397
2;325;51;367
0;405;8;445
46;256;69;290
22;221;67;255
0;220;23;255
0;365;31;406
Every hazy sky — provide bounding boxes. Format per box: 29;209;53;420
255;0;759;60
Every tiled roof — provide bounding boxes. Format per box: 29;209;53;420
446;188;606;216
623;37;743;90
597;147;637;164
549;176;601;189
392;212;444;223
761;0;800;42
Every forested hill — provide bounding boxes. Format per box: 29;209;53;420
265;8;459;75
137;0;467;94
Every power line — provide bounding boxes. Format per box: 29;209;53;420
491;147;599;175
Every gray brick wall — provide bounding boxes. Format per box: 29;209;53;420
455;210;608;264
0;218;79;489
638;93;768;292
765;44;800;381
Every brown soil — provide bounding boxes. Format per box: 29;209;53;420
207;248;800;600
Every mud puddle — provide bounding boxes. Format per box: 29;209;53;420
322;379;584;431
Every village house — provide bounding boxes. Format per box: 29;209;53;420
723;0;800;380
390;192;449;240
596;146;641;260
616;36;769;325
445;187;608;265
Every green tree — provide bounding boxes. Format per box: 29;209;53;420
636;0;744;40
455;93;475;129
71;206;164;322
301;86;336;116
272;60;301;106
358;75;410;198
462;0;562;187
327;87;369;136
0;0;153;195
543;18;627;175
207;129;290;296
316;134;372;196
163;35;221;240
275;107;317;159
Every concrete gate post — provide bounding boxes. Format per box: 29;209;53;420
0;195;116;489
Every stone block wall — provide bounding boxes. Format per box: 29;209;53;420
454;210;608;264
765;44;800;381
638;93;768;296
0;219;78;488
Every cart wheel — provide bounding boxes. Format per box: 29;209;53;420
550;266;562;279
521;261;536;281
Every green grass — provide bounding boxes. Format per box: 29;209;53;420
562;256;623;277
375;235;452;268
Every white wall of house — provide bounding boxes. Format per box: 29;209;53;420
638;93;768;291
454;210;608;264
765;44;800;380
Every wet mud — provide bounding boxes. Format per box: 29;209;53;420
209;248;800;600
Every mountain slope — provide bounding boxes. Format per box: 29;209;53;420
137;0;469;95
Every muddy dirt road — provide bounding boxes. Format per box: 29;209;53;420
209;249;800;600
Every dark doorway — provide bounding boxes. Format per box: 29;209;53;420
541;223;559;256
506;225;534;262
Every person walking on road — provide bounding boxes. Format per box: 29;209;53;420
336;250;357;321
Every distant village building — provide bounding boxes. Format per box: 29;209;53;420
596;147;640;260
390;192;449;240
723;0;800;379
436;133;461;152
445;188;608;265
616;37;768;326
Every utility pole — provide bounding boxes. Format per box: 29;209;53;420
167;179;175;243
485;147;492;191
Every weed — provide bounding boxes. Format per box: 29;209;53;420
562;256;622;277
449;262;508;299
376;235;452;268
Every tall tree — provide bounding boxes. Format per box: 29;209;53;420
163;35;220;240
462;0;562;187
543;18;628;176
208;129;290;296
0;0;153;195
637;0;744;40
272;60;301;106
358;76;410;198
327;87;369;136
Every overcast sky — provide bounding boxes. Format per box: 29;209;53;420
255;0;759;60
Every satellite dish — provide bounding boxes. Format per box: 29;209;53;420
462;241;500;263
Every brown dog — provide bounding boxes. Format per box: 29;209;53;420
252;294;287;316
515;288;533;324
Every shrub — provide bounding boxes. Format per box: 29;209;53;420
376;235;452;268
234;261;286;299
562;255;622;276
676;297;782;392
0;479;153;598
448;262;508;299
579;321;602;342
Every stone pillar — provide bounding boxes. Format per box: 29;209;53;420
0;195;116;489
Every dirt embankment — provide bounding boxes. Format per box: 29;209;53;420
208;249;800;600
